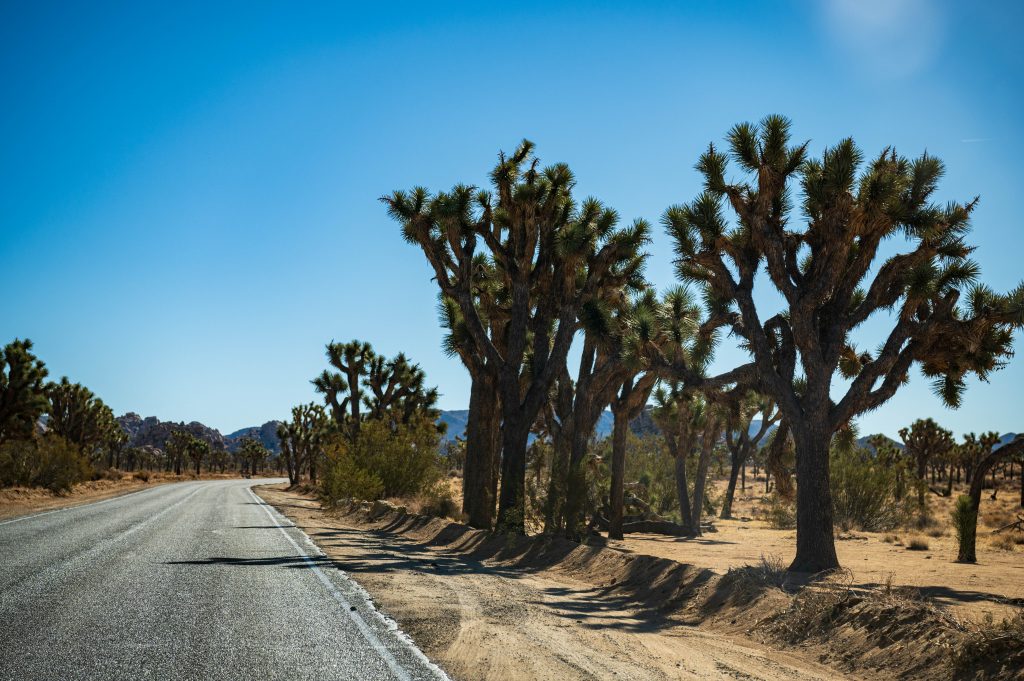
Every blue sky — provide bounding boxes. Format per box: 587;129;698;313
2;1;1021;437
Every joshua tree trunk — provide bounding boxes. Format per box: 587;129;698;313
608;408;630;540
688;417;718;536
463;377;500;529
667;434;693;532
720;447;745;520
674;454;692;531
496;413;532;534
789;425;839;572
957;438;1024;562
608;373;655;540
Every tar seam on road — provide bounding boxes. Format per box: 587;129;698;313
0;483;173;527
247;486;450;681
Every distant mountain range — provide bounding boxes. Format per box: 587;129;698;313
118;409;1017;457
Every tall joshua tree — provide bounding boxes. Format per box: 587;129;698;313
666;116;1023;571
0;339;49;444
386;140;647;533
545;290;654;537
899;418;955;508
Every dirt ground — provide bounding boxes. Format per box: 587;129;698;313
618;473;1024;621
0;472;275;521
258;484;878;681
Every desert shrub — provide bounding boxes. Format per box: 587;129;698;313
134;469;151;482
925;526;946;538
0;434;91;493
906;537;929;551
951;495;976;554
95;467;124;481
321;449;384;507
989;533;1017;552
952;611;1024;676
320;416;440;506
762;492;796;529
418;481;459;519
830;446;911;532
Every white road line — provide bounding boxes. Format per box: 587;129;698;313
247;486;447;681
0;483;173;527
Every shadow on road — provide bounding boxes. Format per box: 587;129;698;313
166;555;335;569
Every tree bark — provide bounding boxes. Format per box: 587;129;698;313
789;427;840;572
463;377;500;529
720;446;744;519
608;407;630;540
668;434;693;531
689;418;717;536
496;416;531;534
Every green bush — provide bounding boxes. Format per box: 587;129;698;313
321;450;383;507
0;434;92;493
320;415;441;506
762;492;796;529
830;446;911;532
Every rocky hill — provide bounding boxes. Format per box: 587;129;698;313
116;413;281;453
223;421;283;453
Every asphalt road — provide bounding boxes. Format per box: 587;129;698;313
0;479;449;681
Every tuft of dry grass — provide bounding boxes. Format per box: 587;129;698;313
951;610;1024;676
906;537;930;551
882;534;900;544
989;533;1018;552
925;526;946;538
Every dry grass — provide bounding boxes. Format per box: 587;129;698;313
989;533;1018;552
906;536;930;551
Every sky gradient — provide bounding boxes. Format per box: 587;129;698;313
2;1;1022;437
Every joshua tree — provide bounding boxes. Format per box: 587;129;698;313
665;116;1023;571
45;377;118;463
954;434;1024;562
276;403;329;484
364;352;441;427
544;290;656;538
0;339;49;444
312;340;374;441
313;341;440;443
720;392;779;519
651;384;699;531
186;437;211;475
237;437;270;477
386;140;648;533
166;430;192;476
899;418;955;508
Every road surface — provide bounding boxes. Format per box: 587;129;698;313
0;479;448;680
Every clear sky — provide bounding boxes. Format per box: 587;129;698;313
2;1;1021;437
